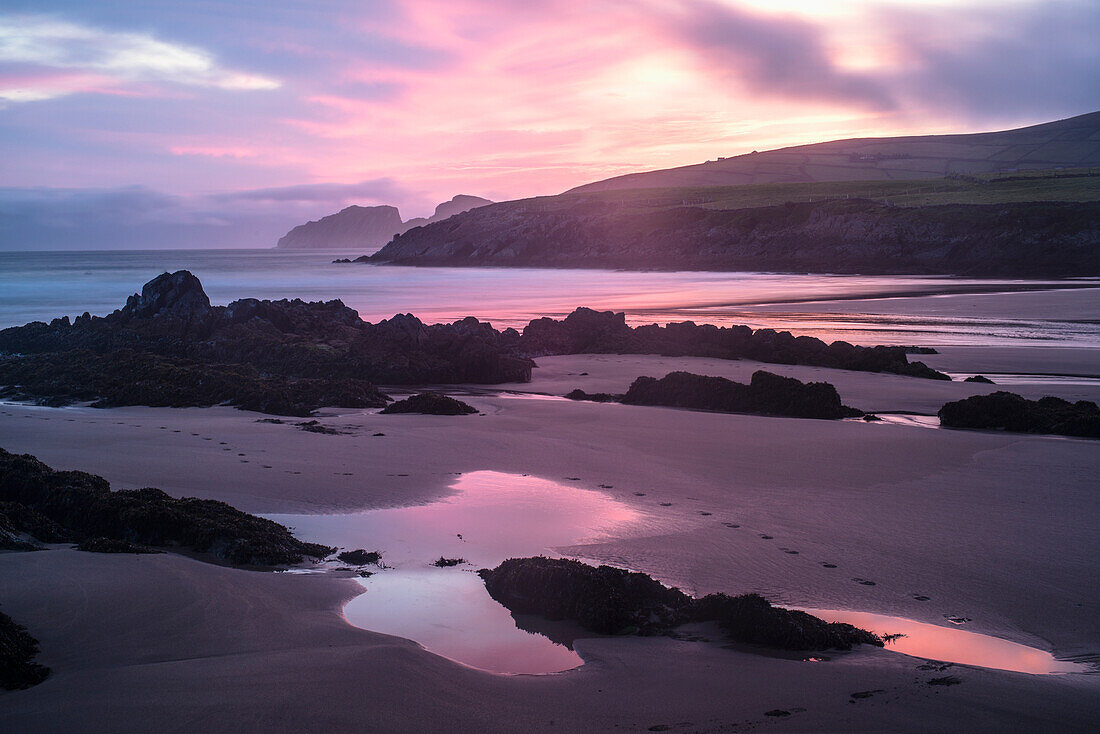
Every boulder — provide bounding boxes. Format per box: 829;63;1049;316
380;392;478;415
938;392;1100;438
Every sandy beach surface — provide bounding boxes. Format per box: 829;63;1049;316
2;295;1099;732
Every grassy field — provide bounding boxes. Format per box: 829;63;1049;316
538;169;1100;212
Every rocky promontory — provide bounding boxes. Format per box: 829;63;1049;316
479;557;882;650
364;197;1100;277
278;195;493;250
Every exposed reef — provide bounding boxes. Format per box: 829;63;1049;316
0;273;948;415
938;392;1100;438
0;448;333;566
479;557;882;650
622;370;862;420
380;392;478;415
519;308;948;380
0;610;50;690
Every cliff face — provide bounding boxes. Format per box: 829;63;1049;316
276;205;404;249
366;198;1100;276
277;195;492;249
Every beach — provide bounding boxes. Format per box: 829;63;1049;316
2;292;1099;730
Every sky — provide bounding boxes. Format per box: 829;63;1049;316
0;0;1097;249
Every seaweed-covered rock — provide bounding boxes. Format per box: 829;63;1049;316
76;537;162;554
479;557;882;651
520;309;948;380
0;610;50;690
622;370;861;419
479;557;694;635
693;593;881;650
380;392;477;415
564;389;621;402
938;392;1100;438
337;549;382;566
0;448;333;565
963;375;995;384
0;349;389;416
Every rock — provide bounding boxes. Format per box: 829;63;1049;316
564;389;620;402
479;557;883;651
938;392;1100;438
622;370;862;420
380;392;477;415
0;449;334;566
337;549;381;566
518;309;948;380
0;611;50;690
76;537;162;554
0;501;72;550
277;205;404;250
122;270;210;320
963;375;995;384
433;556;466;567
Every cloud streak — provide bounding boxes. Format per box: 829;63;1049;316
0;14;279;102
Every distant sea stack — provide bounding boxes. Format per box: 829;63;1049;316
276;195;492;249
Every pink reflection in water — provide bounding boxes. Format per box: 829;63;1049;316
802;608;1086;675
267;472;645;674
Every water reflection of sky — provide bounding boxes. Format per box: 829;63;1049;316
2;249;1097;348
266;471;645;674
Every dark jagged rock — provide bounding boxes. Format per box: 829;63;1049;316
518;308;948;380
0;271;534;412
0;501;72;550
0;610;50;690
76;537;162;554
380;392;477;415
0;350;389;417
693;593;881;650
337;549;381;566
622;370;862;420
480;557;695;636
565;389;621;402
367;197;1100;277
479;558;882;651
433;556;466;567
938;392;1100;438
0;448;333;566
296;420;346;435
963;375;995;384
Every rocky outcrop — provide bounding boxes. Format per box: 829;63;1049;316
0;501;71;550
518;308;948;380
401;195;493;230
379;392;478;415
479;557;882;650
564;389;620;402
938;392;1100;438
365;198;1100;277
0;272;534;413
278;196;493;249
622;370;861;419
276;205;404;250
0;611;49;690
0;448;334;565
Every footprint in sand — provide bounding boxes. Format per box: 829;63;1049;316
698;511;712;516
634;492;646;496
565;477;581;481
943;615;970;625
262;465;272;469
852;578;876;586
659;502;673;507
238;453;246;456
223;448;231;451
722;522;740;528
780;548;799;555
598;484;613;489
821;562;838;568
912;594;931;601
760;534;774;540
240;460;249;463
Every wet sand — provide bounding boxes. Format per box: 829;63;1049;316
1;287;1099;731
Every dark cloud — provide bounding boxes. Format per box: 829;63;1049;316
881;0;1100;124
668;1;896;110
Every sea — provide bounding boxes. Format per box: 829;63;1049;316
1;248;1098;349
